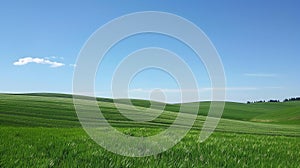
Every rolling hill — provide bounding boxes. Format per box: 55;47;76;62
1;93;299;125
0;93;299;135
0;93;300;167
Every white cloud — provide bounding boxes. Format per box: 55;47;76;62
13;57;64;68
244;73;277;77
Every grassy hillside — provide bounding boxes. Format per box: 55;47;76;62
0;93;299;167
169;101;300;124
6;93;300;125
0;93;299;135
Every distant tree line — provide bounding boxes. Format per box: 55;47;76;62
247;97;300;104
283;97;300;102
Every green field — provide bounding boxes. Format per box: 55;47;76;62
0;93;299;167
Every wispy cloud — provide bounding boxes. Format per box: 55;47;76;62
244;73;277;77
263;86;284;89
129;87;259;93
69;64;77;67
13;57;64;68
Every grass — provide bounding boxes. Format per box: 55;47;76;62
170;101;300;124
0;93;299;167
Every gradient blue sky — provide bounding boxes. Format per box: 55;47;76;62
1;0;299;102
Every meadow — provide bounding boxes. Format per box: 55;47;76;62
0;93;299;167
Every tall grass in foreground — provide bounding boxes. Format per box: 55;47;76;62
0;127;299;167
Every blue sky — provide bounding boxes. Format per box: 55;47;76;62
1;0;299;102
